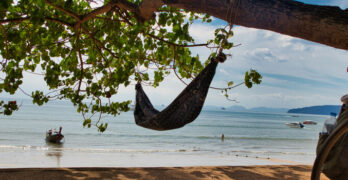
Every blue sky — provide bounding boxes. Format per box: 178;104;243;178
1;0;348;109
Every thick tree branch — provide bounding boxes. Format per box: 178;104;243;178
161;0;348;50
136;0;164;21
78;0;137;25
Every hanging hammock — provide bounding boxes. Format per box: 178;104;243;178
134;53;226;131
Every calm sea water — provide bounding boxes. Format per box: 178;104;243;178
0;99;327;167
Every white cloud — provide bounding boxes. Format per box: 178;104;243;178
246;48;287;63
189;23;216;43
331;0;348;8
219;69;230;76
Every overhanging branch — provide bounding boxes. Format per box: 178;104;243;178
136;0;164;22
162;0;348;50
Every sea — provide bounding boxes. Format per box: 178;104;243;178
0;99;328;168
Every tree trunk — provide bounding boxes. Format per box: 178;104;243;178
161;0;348;50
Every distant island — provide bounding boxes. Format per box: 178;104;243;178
288;105;341;115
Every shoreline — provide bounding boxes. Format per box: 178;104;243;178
0;148;314;168
0;165;329;180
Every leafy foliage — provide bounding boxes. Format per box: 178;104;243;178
0;100;18;115
244;69;262;88
0;0;261;131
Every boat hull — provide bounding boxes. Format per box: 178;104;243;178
45;134;64;143
303;120;317;125
285;123;304;128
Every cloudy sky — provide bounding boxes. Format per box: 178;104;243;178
2;0;348;109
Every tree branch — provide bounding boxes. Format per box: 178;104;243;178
0;17;30;24
44;17;74;28
146;33;208;48
80;26;119;59
136;0;164;22
116;9;208;48
162;0;348;50
79;3;115;24
45;0;81;21
0;17;74;28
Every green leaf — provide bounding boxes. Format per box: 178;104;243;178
83;118;92;127
0;0;12;9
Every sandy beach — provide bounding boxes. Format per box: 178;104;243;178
0;165;329;180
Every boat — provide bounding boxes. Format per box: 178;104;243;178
285;122;304;128
303;120;317;125
46;127;64;143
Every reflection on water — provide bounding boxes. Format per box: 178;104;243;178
45;142;63;167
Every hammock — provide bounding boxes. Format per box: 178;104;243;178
134;54;226;131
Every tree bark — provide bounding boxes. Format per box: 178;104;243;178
158;0;348;50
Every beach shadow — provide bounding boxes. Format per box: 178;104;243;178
61;168;144;180
188;165;315;180
0;165;329;180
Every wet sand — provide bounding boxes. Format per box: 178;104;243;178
0;165;329;180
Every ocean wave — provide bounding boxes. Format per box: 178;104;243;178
62;133;318;142
59;148;203;153
229;150;315;156
0;145;315;157
192;135;316;142
191;124;279;129
225;136;317;141
0;145;49;151
0;131;318;143
0;144;202;153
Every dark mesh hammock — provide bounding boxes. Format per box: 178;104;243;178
134;54;225;131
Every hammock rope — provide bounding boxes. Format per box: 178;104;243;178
134;53;226;131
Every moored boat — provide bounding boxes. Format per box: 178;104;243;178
46;127;64;143
285;122;304;128
303;120;317;125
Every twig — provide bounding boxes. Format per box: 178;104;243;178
45;0;81;21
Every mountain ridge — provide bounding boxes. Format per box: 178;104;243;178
202;104;342;115
287;105;341;115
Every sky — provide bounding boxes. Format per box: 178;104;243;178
1;0;348;109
